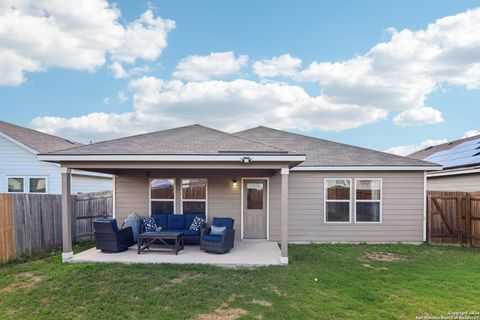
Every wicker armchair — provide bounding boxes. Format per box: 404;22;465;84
93;218;134;253
200;217;235;254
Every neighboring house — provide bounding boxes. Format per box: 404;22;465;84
409;134;480;192
0;120;112;194
38;124;440;263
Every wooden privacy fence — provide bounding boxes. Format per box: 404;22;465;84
0;191;112;262
427;191;480;247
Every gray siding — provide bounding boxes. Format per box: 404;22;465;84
269;171;425;243
115;169;425;243
114;169;273;239
428;173;480;192
71;175;112;194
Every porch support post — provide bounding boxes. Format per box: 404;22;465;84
61;167;73;262
280;167;289;264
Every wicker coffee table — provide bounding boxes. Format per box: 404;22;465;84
137;231;184;255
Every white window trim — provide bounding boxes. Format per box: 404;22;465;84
180;178;208;217
354;178;382;224
148;178;176;216
6;176;26;193
6;176;48;194
27;176;49;194
324;178;352;224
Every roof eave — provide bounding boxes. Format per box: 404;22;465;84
291;165;443;171
37;153;306;163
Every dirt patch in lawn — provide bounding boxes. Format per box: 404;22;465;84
196;294;248;320
362;263;389;271
1;272;43;293
366;252;406;262
270;286;287;297
196;308;247;320
170;272;202;284
251;299;272;307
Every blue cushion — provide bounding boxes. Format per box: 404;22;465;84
203;234;223;242
212;217;234;230
185;213;206;229
167;215;186;229
152;214;168;229
95;218;118;232
183;229;200;236
211;225;226;235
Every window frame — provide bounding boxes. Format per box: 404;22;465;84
27;176;48;194
354;178;382;224
149;178;176;216
181;178;208;217
323;178;352;224
6;176;48;194
6;176;26;193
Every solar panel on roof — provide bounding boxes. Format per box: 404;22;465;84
424;138;480;169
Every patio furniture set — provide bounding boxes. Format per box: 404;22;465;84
93;214;235;255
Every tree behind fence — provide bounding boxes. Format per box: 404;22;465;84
0;191;112;261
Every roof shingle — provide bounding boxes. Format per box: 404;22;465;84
0;120;81;153
46;124;289;155
235;126;437;167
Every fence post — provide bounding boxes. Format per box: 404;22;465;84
456;196;463;245
427;194;432;243
465;194;472;247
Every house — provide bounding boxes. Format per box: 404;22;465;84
0;120;112;194
37;124;440;263
409;134;480;192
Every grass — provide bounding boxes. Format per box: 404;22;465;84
0;243;479;319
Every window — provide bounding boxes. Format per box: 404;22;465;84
8;177;24;193
150;179;175;215
29;177;46;193
247;183;264;210
7;176;47;193
182;178;207;214
324;179;351;222
355;179;382;223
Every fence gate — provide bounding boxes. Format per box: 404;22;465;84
427;191;480;247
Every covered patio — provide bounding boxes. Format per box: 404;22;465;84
69;240;282;267
38;125;306;266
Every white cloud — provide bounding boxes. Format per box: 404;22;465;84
253;54;302;78
110;9;175;64
386;138;447;156
0;2;174;85
102;97;110;105
117;91;129;103
27;8;480;141
173;52;248;81
108;61;128;79
393;106;444;126
109;61;150;79
298;8;480;127
463;129;480;138
30;77;387;142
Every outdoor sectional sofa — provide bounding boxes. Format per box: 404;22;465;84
149;213;207;245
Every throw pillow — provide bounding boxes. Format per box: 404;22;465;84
189;216;206;231
142;217;157;232
210;225;226;235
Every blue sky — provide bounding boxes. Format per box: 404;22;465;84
0;0;479;155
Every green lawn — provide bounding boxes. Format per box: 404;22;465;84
1;243;479;319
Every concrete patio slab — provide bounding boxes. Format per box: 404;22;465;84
68;240;284;267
